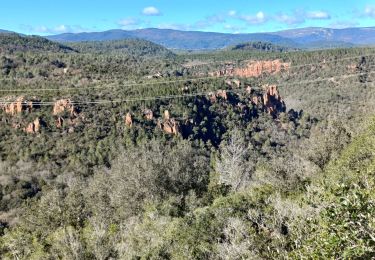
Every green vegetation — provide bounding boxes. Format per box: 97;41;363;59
0;34;374;259
0;33;75;53
227;41;297;52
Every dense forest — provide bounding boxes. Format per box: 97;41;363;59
0;33;374;259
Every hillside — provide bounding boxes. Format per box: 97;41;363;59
46;28;298;50
273;27;375;45
0;33;75;53
0;30;375;258
66;39;176;58
44;26;375;50
0;29;15;34
227;41;297;52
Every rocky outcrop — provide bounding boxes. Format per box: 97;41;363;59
158;118;179;135
209;90;228;103
24;117;42;134
144;109;154;120
234;60;290;78
209;63;235;77
252;96;262;105
56;116;64;128
225;79;240;88
53;99;78;117
217;90;228;100
262;85;286;116
164;110;170;120
246;86;252;94
1;96;41;115
210;60;290;78
125;113;133;127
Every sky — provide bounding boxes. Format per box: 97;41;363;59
1;0;375;35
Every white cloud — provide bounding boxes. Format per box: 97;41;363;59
34;26;48;33
365;5;375;18
228;10;237;17
329;20;359;29
194;14;226;29
156;13;226;31
118;18;141;27
142;6;161;16
275;13;305;25
117;17;147;30
54;25;69;33
22;24;89;34
307;11;331;19
274;9;330;26
239;11;267;24
157;23;190;31
223;24;244;33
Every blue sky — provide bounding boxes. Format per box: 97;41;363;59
2;0;375;35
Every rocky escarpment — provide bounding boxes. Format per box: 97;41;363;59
158;118;180;135
124;83;287;137
210;60;290;78
0;96;83;134
53;99;79;117
0;96;41;115
125;113;133;127
209;90;228;103
1;83;287;136
262;85;286;116
24;117;44;134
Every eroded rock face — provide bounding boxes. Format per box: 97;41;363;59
164;110;170;120
209;63;235;77
262;85;286;116
53;99;78;117
246;86;252;94
234;60;290;78
56;116;64;128
210;60;290;78
25;117;42;134
1;96;41;115
252;96;262;105
125;113;133;127
209;89;229;103
144;109;154;120
159;119;179;135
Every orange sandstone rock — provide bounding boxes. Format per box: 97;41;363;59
262;85;286;116
125;112;133;127
25;118;42;134
144;109;154;120
53;99;78;117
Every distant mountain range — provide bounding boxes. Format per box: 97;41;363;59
1;26;375;50
0;29;15;34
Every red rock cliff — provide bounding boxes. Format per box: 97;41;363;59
24;117;42;134
210;60;290;78
1;96;40;115
53;99;78;117
262;85;286;116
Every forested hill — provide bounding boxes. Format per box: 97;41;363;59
66;39;176;58
46;28;298;50
227;41;297;52
44;27;375;50
0;32;375;258
0;33;75;53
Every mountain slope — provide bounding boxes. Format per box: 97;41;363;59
46;28;298;50
227;41;298;52
45;26;375;50
273;27;375;45
66;38;176;58
0;33;75;53
0;29;15;34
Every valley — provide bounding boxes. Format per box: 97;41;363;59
0;28;374;259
